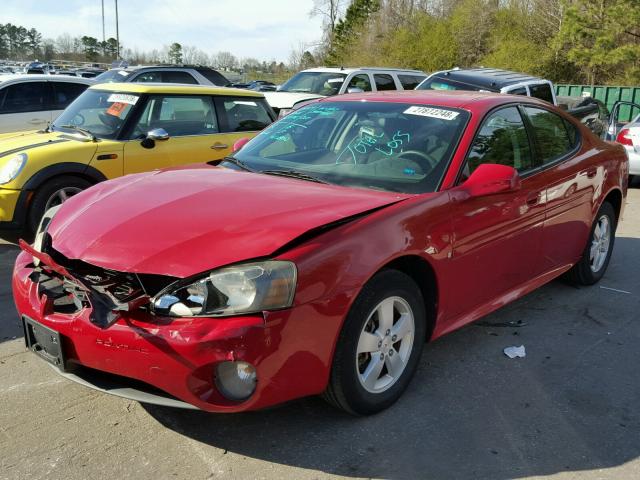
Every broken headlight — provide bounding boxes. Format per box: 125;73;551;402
151;261;297;317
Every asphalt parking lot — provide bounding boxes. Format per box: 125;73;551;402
0;189;639;480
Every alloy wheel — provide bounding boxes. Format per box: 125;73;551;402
356;296;415;394
44;187;83;211
590;214;611;273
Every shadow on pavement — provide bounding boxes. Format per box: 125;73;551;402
144;236;640;479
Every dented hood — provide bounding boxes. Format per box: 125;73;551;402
48;165;407;278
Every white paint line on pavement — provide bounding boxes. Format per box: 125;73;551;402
599;286;632;294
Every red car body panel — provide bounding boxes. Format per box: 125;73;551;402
12;91;629;412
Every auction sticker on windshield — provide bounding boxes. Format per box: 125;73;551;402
107;93;139;105
404;106;459;120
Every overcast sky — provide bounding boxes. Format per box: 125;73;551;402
3;0;325;61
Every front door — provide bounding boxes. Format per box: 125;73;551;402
123;94;226;174
445;105;546;320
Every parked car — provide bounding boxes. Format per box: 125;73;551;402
13;90;627;415
94;65;231;87
0;74;93;133
612;113;640;183
0;82;274;237
266;67;427;115
417;67;558;102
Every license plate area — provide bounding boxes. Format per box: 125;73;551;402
22;316;66;371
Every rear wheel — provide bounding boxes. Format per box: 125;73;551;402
323;270;426;415
567;202;616;285
28;176;91;233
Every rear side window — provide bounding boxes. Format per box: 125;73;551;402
162;71;198;84
197;69;230;86
417;77;481;92
529;83;554;104
374;74;396;91
218;97;273;132
0;82;47;113
524;107;573;164
52;82;89;109
398;75;426;90
466;106;533;175
509;87;527;96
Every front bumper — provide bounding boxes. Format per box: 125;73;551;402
0;187;27;233
13;251;344;412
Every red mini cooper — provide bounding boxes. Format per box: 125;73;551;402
13;91;628;415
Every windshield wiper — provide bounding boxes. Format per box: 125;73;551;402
59;124;97;141
219;156;255;172
260;169;330;184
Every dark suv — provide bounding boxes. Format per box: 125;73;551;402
94;65;230;87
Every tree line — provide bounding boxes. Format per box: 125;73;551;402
310;0;640;86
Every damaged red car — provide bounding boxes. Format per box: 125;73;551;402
13;91;628;415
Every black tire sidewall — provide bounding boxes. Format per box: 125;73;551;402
576;202;617;284
27;176;91;233
331;270;426;415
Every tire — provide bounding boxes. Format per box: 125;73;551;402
323;270;427;415
27;175;91;234
566;202;617;285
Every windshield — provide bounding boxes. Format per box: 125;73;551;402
279;72;347;96
52;89;140;140
232;101;469;194
94;69;130;83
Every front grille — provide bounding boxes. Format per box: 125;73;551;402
28;238;176;328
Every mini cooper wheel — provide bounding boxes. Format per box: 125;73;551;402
567;202;616;285
324;270;426;415
28;175;91;234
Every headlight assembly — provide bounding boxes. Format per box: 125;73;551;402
0;153;27;184
152;261;297;317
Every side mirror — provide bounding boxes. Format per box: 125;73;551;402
232;137;251;153
141;128;169;149
462;164;521;197
347;87;364;94
147;128;169;141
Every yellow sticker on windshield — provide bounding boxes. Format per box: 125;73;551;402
404;106;459;120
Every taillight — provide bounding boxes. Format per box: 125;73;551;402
616;128;634;146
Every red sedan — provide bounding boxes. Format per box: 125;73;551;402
13;91;628;415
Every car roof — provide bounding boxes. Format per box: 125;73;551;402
122;65;216;72
0;74;94;84
316;89;553;111
301;67;426;75
431;68;549;90
89;82;265;97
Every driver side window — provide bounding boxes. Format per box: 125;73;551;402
462;106;533;180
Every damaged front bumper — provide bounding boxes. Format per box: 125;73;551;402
12;247;336;412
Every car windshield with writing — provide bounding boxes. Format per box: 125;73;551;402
231;101;469;193
279;72;347;96
52;89;140;140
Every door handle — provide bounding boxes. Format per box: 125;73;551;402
210;143;228;150
27;119;45;125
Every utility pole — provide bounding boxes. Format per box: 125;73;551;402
114;0;120;59
101;0;105;44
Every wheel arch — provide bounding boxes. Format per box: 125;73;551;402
600;187;623;227
23;162;107;192
377;254;439;342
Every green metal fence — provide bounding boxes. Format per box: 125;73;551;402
556;84;640;122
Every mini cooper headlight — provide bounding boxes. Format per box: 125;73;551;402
152;261;297;317
0;153;27;184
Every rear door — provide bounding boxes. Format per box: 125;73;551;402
0;80;50;132
123;94;222;174
446;105;546;318
522;105;593;271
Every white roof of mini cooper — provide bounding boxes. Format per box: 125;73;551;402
300;67;426;75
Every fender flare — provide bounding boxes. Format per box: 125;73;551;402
22;162;107;191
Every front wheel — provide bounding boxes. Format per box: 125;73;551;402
567;202;616;285
27;176;91;234
323;270;426;415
